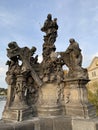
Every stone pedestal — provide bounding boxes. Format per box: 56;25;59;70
2;107;32;122
37;83;63;117
64;78;96;119
2;75;32;122
1;116;98;130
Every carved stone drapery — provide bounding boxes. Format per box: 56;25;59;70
60;38;88;79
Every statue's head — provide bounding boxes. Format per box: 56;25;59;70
54;18;57;22
7;41;19;59
31;47;37;56
47;14;52;20
69;38;75;43
8;41;18;49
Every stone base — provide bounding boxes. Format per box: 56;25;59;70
0;116;98;130
72;118;98;130
2;107;32;122
39;116;72;130
65;103;96;119
37;105;63;117
0;119;40;130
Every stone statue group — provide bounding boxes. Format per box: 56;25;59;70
2;14;92;122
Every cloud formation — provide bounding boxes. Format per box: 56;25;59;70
0;0;98;88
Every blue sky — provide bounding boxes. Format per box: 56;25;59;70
0;0;98;88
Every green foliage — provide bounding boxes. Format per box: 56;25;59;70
88;89;98;115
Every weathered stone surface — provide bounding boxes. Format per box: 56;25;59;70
64;78;96;119
1;116;98;130
37;83;63;117
53;116;72;130
2;42;41;121
72;118;98;130
2;107;32;121
39;116;72;130
40;118;53;130
0;119;35;130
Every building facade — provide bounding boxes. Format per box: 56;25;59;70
87;57;98;92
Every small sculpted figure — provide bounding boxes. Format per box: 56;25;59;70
65;38;82;70
41;14;58;44
60;38;88;79
41;14;52;35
